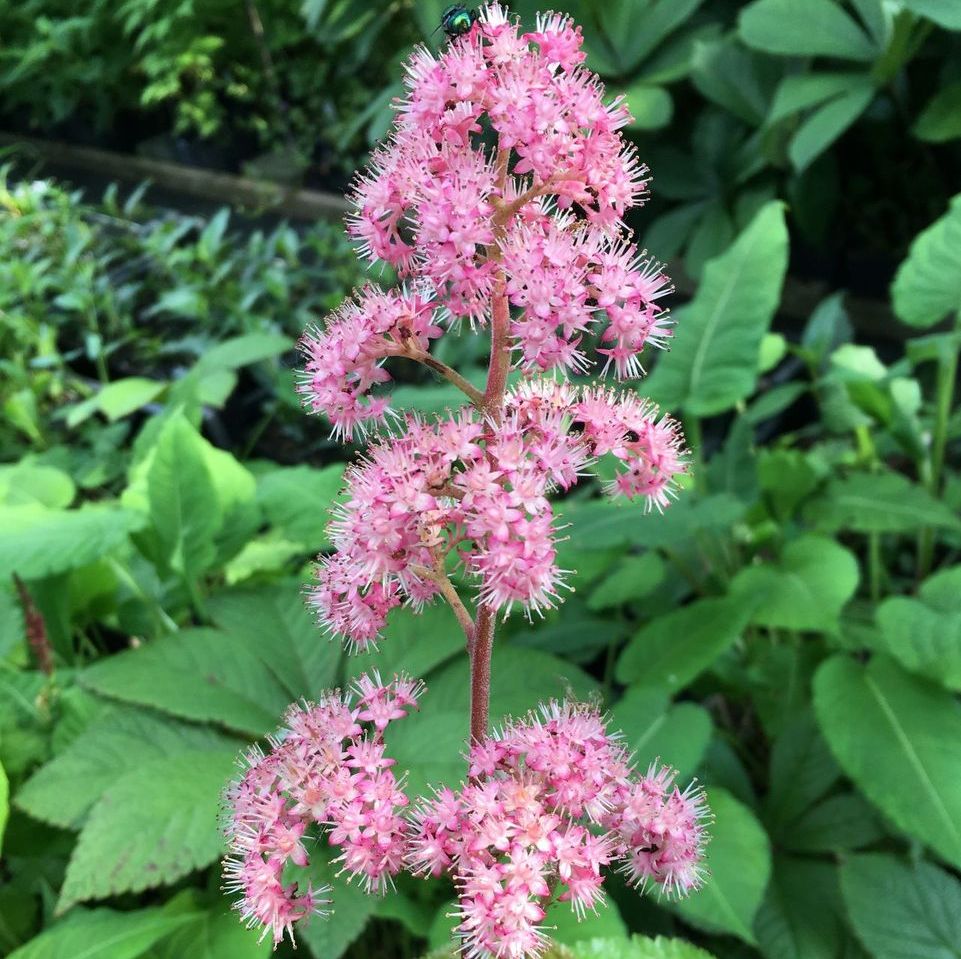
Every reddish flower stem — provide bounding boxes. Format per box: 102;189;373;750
469;147;514;746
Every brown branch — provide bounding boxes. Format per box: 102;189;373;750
404;349;486;408
412;563;475;648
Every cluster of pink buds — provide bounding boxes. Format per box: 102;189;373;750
409;702;709;958
310;379;684;650
221;673;423;946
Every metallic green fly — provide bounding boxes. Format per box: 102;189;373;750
440;5;478;39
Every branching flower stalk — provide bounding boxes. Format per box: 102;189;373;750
222;7;709;955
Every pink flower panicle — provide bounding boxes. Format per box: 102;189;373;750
302;2;674;434
310;380;685;651
408;701;710;959
221;672;422;946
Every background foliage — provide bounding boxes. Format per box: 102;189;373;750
1;2;960;959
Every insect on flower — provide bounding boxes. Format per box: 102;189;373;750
439;4;479;38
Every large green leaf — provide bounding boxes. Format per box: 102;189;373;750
763;710;839;833
207;582;341;700
780;792;885;853
739;0;879;60
344;603;467;686
645;202;789;415
0;464;75;508
610;688;712;780
300;849;378;959
755;857;846;959
388;646;599;795
545;897;627;947
58;748;238;910
0;760;8;855
788;81;875;171
914;82;961;143
899;0;961;29
805;471;961;533
731;535;859;631
256;464;345;551
670;788;772;944
841;853;961;958
147;903;271;959
8;907;193;959
876;597;961;690
0;505;142;580
16;708;233;829
814;654;961;868
145;416;220;580
79;629;291;736
564;937;717;959
892;194;961;327
588;554;665;611
617;596;752;690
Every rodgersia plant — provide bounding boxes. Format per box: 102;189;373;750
223;5;709;954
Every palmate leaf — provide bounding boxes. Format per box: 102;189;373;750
840;854;961;959
644;202;789;416
58;748;239;911
16;707;234;829
814;654;961;869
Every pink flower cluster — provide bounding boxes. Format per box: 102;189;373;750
310;380;685;650
409;701;709;959
299;3;674;435
223;687;709;955
221;673;422;946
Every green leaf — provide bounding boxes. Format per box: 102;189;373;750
769;72;863;123
920;565;961;612
624;84;673;130
610;689;713;780
0;464;75;509
876;597;961;690
8;907;193;959
892;193;961;327
301;849;377;959
899;0;961;29
207;583;341;700
344;603;465;686
0;761;8;855
194;333;293;373
58;748;238;910
671;788;772;944
79;629;291;736
788;81;874;171
691;36;777;126
256;464;345;550
755;857;846;959
513;607;629;665
587;553;666;611
565;936;717;958
805;471;961;533
763;710;839;832
147;903;271;959
145;416;220;580
914;81;961;142
389;646;599;795
95;378;166;422
731;535;859;631
16;708;233;829
617;597;752;690
0;506;142;580
782;792;886;853
739;0;879;60
841;853;961;958
645;202;789;415
814;654;961;869
545;897;627;946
